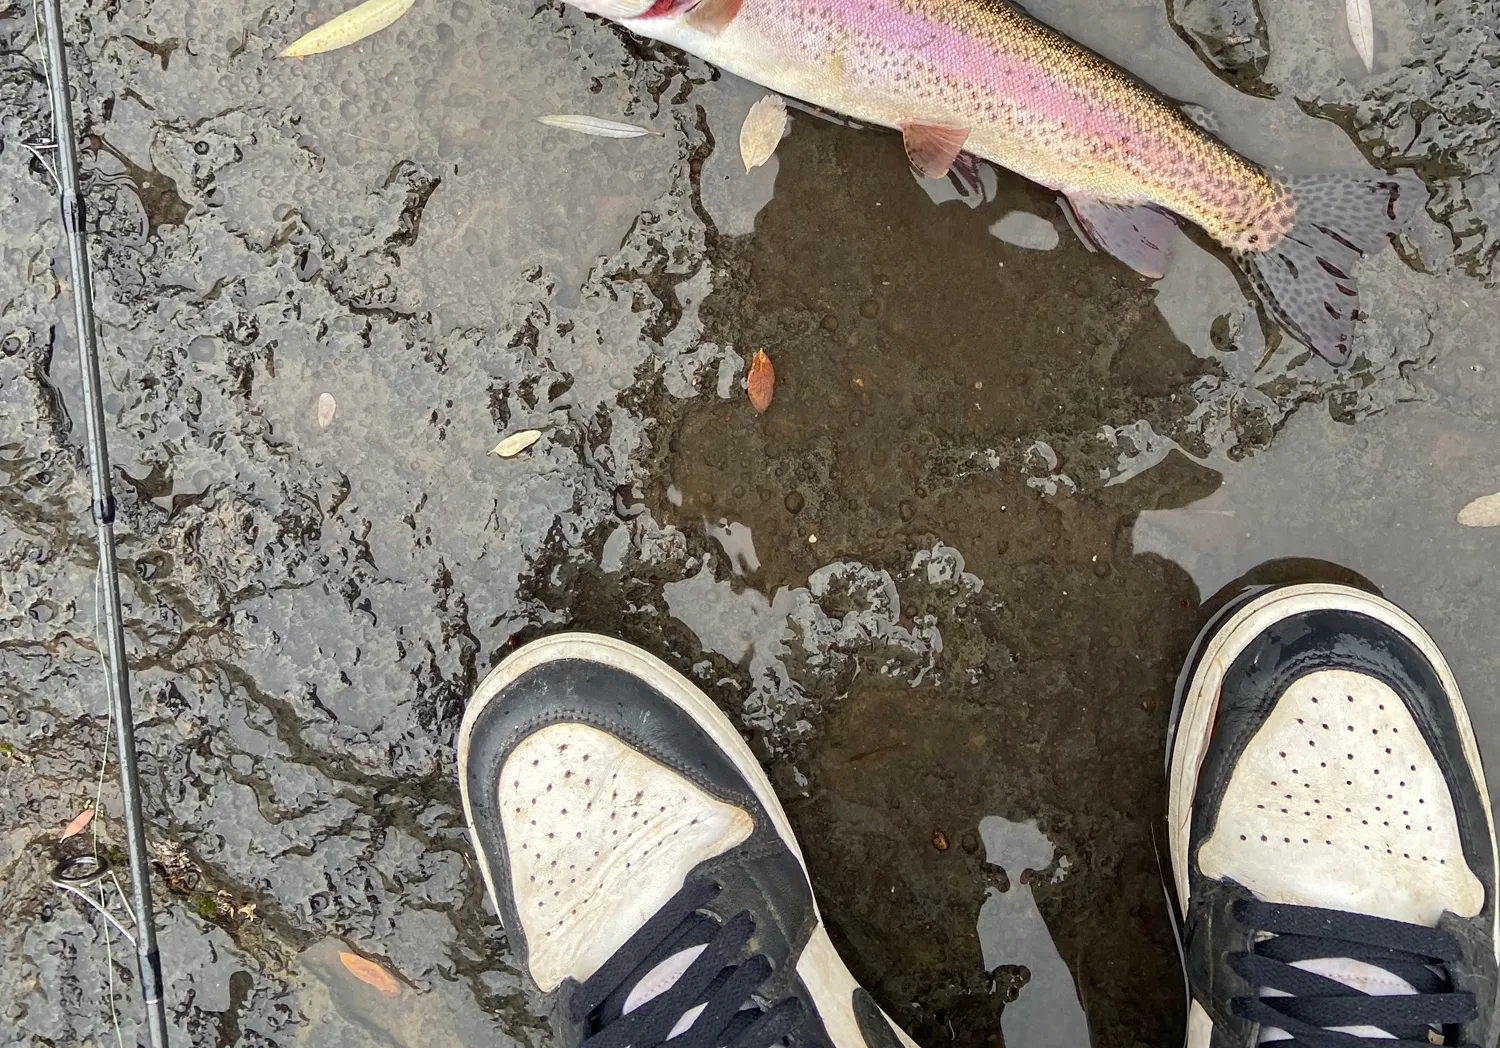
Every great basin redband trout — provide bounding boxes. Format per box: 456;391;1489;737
567;0;1422;364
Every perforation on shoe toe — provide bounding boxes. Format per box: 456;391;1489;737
1198;668;1482;924
501;723;753;990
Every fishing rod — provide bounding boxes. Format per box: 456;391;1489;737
33;0;170;1044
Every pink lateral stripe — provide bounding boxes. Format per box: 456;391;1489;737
753;0;1139;142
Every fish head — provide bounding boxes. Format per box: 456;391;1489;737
559;0;717;25
557;0;658;18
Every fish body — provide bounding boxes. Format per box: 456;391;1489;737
641;0;1285;244
575;0;1421;363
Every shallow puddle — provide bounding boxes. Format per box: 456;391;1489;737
0;0;1497;1044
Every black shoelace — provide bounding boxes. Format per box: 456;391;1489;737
1229;900;1479;1048
570;878;805;1048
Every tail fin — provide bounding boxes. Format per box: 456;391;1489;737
1238;171;1426;365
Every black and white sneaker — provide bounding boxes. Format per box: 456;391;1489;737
1168;583;1500;1047
457;633;921;1048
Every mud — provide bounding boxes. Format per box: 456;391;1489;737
1;0;1498;1045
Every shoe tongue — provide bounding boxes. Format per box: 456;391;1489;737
1256;957;1420;1043
622;944;710;1040
1296;957;1420;997
623;944;708;1014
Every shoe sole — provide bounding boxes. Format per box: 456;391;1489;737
1165;582;1497;953
457;633;921;1048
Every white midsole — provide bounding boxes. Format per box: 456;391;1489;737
1166;584;1498;958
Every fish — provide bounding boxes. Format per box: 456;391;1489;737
556;0;1425;364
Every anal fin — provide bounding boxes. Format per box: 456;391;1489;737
1061;194;1178;279
900;122;969;179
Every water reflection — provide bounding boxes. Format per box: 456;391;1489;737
913;164;1001;209
660;539;977;739
975;816;1090;1048
988;212;1061;252
1149;236;1259;360
1131;399;1500;764
707;518;761;575
700;85;785;237
294;937;501;1048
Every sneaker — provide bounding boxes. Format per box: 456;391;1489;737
1167;583;1500;1047
457;633;922;1048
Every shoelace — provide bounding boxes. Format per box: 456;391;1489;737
1229;899;1479;1048
570;878;805;1048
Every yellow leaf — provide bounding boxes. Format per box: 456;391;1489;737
1345;0;1374;72
281;0;418;58
536;115;659;139
60;807;95;840
738;95;786;172
339;951;402;996
491;429;543;458
1458;491;1500;527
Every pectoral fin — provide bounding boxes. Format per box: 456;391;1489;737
684;0;743;32
1061;194;1178;279
900;122;970;179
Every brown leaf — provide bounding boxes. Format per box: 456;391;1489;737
747;349;775;414
340;951;402;997
60;807;95;840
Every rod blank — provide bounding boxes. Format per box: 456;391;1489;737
36;0;170;1044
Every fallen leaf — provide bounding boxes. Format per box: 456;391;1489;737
339;951;402;997
60;807;95;840
281;0;417;56
739;94;787;172
1458;491;1500;528
746;349;775;414
317;392;337;428
536;115;660;139
1345;0;1374;71
492;429;543;458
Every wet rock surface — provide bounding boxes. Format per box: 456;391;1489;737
1;0;1498;1046
1167;0;1272;93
